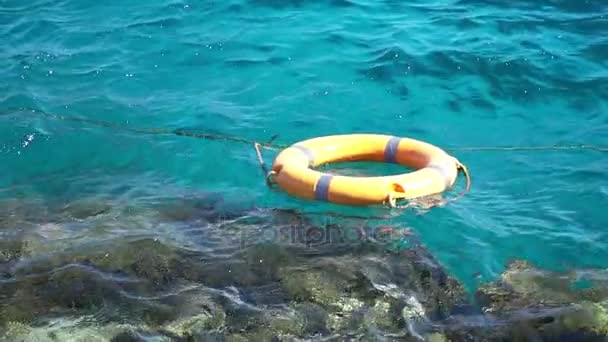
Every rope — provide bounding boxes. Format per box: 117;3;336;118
446;145;608;153
446;160;471;203
254;142;277;187
4;106;287;149
253;142;268;175
5;106;608;154
7;105;607;213
387;160;471;209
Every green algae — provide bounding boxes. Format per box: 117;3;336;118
3;200;608;341
0;319;140;342
279;268;342;306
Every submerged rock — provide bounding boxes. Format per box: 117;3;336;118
293;302;329;335
0;281;51;323
278;267;342;306
272;240;470;339
0;234;27;264
477;260;596;314
0;199;53;229
326;297;367;333
6;197;608;341
164;311;226;340
153;193;246;224
366;299;403;332
61;198;112;220
436;260;608;341
1;321;31;341
0;319;144;342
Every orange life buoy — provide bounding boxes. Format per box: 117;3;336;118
269;134;467;206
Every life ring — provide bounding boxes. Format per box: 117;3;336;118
268;134;468;206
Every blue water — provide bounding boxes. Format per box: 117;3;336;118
2;0;607;296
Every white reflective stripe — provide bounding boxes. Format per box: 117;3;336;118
290;144;315;166
426;162;454;189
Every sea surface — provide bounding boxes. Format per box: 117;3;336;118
1;0;608;340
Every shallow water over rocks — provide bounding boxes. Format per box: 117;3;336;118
1;196;608;341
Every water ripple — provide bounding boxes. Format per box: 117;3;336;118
2;0;608;338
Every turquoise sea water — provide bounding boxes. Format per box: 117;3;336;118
2;0;608;338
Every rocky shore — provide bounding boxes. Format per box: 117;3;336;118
1;197;607;341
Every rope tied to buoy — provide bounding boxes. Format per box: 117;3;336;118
5;106;607;210
6;107;608;153
254;142;278;187
386;159;471;209
255;136;473;209
448;159;472;202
